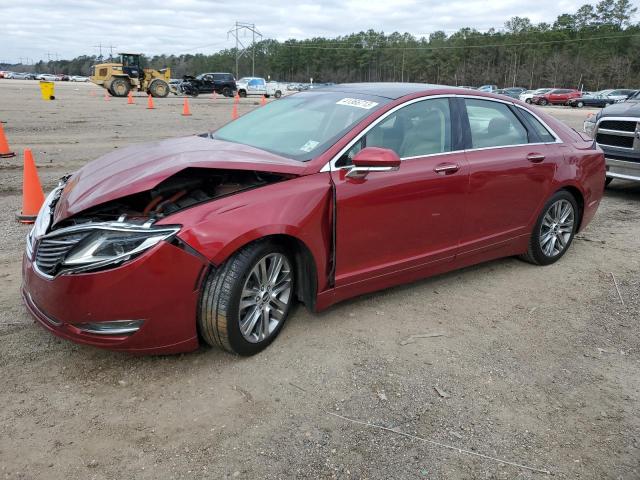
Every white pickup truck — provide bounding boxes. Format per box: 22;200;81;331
236;77;284;98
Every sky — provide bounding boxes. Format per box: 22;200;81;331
0;0;628;63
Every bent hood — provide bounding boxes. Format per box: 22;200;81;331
54;136;309;224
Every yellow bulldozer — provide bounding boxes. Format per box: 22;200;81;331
90;53;170;97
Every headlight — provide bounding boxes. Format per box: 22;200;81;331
583;117;596;138
61;225;180;270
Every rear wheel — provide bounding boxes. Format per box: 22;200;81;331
198;241;295;356
525;98;532;104
149;79;169;98
275;90;282;98
110;78;130;97
539;99;548;106
577;101;584;108
520;191;579;266
222;86;231;97
238;90;247;98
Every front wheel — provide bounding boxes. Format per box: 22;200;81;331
238;90;247;98
198;241;295;355
110;78;130;97
539;99;548;106
149;79;169;98
577;101;584;108
520;191;579;266
274;90;282;98
525;98;532;104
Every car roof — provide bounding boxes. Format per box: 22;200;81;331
318;82;456;100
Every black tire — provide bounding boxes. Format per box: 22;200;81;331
605;177;614;187
238;90;247;98
274;90;282;99
149;79;169;98
577;101;584;108
525;98;532;104
539;99;548;106
222;87;231;97
520;190;580;266
110;78;130;97
198;241;295;356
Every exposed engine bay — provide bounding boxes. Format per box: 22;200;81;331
55;168;292;228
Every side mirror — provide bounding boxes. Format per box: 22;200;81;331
347;147;400;178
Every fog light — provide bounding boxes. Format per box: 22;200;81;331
75;320;144;335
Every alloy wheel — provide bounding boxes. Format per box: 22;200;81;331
539;199;575;257
238;253;292;343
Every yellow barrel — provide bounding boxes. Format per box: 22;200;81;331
39;81;55;101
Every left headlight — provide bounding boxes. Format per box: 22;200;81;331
60;225;180;272
583;116;597;138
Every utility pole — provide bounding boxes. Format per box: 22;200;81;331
227;21;262;78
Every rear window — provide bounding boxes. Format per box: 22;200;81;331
519;110;556;143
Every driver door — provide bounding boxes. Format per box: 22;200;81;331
331;97;468;289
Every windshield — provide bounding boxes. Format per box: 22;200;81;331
213;91;390;161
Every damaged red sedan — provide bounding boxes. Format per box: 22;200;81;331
22;84;605;355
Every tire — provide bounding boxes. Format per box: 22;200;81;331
149;79;169;98
275;90;282;98
520;191;579;266
110;78;130;97
198;241;295;356
525;98;532;104
222;87;231;97
577;101;584;108
605;177;614;187
238;90;247;98
539;99;548;106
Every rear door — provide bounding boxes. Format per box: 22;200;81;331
331;97;469;287
460;98;559;256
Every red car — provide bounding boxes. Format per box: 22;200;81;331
532;88;582;106
22;85;605;355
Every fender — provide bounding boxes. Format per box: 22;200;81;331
162;173;334;293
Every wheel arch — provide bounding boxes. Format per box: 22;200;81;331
211;231;319;311
556;184;585;230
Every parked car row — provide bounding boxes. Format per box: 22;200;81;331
0;71;89;82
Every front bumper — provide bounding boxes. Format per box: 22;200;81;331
604;155;640;182
21;241;209;354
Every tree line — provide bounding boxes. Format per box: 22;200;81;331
4;0;638;90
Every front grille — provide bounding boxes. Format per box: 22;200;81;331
596;133;634;149
35;233;88;276
599;120;637;132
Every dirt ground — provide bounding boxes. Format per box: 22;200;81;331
0;80;638;480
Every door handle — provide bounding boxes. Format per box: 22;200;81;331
434;163;460;174
527;153;545;163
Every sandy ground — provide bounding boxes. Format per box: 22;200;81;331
0;80;638;480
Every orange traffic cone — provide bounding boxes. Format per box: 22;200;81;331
182;98;192;116
260;95;267;106
16;149;45;223
0;123;16;158
147;94;155;109
127;91;134;104
104;91;110;102
231;103;238;120
234;92;240;104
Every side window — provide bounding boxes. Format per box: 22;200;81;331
336;98;451;167
519;110;556;143
465;99;529;148
213;74;222;81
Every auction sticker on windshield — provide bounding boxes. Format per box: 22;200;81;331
336;98;379;109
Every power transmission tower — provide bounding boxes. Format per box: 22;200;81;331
92;43;104;61
227;21;262;78
107;44;117;60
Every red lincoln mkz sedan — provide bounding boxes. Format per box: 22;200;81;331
22;84;605;355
